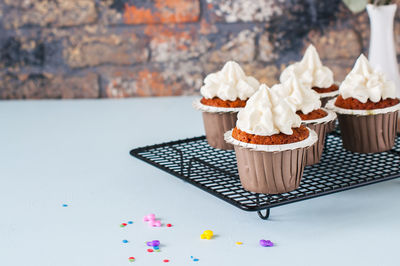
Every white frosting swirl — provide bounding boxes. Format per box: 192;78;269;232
236;84;301;136
280;44;334;89
200;61;260;101
274;70;321;114
339;54;397;103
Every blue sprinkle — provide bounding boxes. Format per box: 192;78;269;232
154;246;159;250
190;256;193;259
128;221;133;224
62;204;68;207
122;240;128;243
193;259;199;262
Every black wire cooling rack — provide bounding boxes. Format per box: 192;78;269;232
130;131;400;220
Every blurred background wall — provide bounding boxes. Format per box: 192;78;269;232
0;0;399;99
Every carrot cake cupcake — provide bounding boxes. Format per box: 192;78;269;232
280;44;339;107
225;84;318;194
274;71;337;165
326;54;400;153
193;61;259;150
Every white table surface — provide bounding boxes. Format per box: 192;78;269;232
1;96;400;266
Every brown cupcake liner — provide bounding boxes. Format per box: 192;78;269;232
234;145;307;194
326;118;337;133
337;111;398;153
320;96;336;107
303;122;328;165
397;115;400;133
202;112;238;150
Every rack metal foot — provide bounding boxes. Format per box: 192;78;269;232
257;209;270;220
255;193;270;220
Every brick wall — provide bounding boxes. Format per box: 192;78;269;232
0;0;399;99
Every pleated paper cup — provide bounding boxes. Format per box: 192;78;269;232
327;98;400;153
301;109;337;165
319;87;339;107
326;119;337;133
193;98;242;150
225;128;318;194
202;112;238;150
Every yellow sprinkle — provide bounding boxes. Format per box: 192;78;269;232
236;242;243;245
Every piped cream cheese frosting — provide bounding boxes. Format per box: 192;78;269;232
274;70;321;114
339;54;397;103
200;61;260;101
236;84;301;136
280;44;334;89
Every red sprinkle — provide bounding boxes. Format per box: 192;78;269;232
122;223;127;226
163;259;170;263
166;224;172;227
147;249;154;253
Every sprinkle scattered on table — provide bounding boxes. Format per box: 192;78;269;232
147;248;154;253
236;241;243;245
122;240;128;243
190;256;199;262
128;257;135;262
200;230;213;240
128;221;133;224
166;224;172;227
259;239;274;247
143;213;161;227
163;259;170;263
62;204;68;207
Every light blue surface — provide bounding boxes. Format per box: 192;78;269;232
0;96;399;266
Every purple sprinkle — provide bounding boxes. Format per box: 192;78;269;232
152;240;160;247
259;239;274;247
146;241;152;246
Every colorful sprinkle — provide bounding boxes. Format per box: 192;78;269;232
259;239;274;247
191;256;199;262
163;259;169;263
128;221;133;224
128;257;135;262
155;249;161;252
154;246;159;250
122;240;128;243
236;241;243;245
200;230;213;240
147;248;154;252
152;240;160;246
166;224;172;227
62;204;68;207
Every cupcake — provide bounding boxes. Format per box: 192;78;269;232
193;61;259;150
225;84;318;194
326;54;400;153
280;45;339;107
274;71;337;165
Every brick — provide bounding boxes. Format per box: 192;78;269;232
206;0;282;22
64;33;149;68
323;59;354;82
207;29;256;63
147;25;211;62
242;63;279;87
101;62;203;97
0;36;46;68
307;28;362;60
258;33;278;63
0;71;99;99
122;0;200;25
3;0;97;29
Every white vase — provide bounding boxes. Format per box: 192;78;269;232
367;4;400;97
